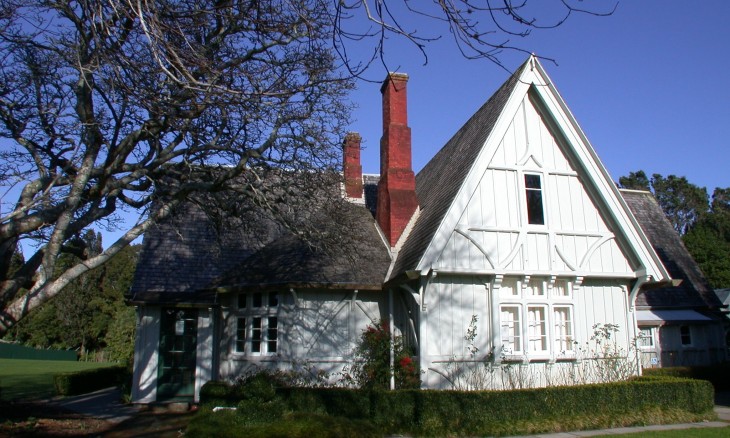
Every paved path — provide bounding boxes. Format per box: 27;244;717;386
46;386;142;424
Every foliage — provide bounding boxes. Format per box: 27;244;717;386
619;170;730;288
619;170;651;191
6;244;140;363
443;318;636;391
643;363;730;391
0;0;613;334
684;190;730;288
650;174;709;236
340;320;420;390
187;409;380;438
197;376;714;437
53;364;129;396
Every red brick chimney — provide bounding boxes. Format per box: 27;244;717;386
343;132;363;198
376;73;418;247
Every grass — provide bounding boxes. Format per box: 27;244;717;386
595;426;730;437
0;358;118;400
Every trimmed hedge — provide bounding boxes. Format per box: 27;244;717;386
53;365;129;396
644;363;730;391
198;376;714;436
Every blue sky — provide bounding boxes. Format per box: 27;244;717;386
347;0;730;194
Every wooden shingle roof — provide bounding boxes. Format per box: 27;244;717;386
130;182;390;305
621;189;723;310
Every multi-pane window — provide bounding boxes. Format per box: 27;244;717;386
553;307;573;353
235;292;280;355
527;306;548;353
500;306;522;354
499;277;574;359
638;327;655;349
680;325;692;346
236;318;247;353
524;174;545;225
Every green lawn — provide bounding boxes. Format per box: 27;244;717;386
596;426;730;437
0;358;118;400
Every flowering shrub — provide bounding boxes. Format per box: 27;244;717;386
341;320;420;389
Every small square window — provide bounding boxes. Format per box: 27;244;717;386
552;280;570;298
252;293;263;308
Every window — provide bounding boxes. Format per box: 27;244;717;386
500;306;522;354
527;306;548;353
553;306;574;353
524;174;545;225
552;280;571;298
235;318;246;353
498;277;575;359
638;327;655;349
234;292;280;355
680;325;692;346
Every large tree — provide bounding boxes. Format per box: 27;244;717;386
619;171;730;288
683;188;730;289
619;171;708;235
0;0;611;335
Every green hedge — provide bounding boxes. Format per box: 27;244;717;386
53;365;129;396
644;363;730;391
197;376;714;436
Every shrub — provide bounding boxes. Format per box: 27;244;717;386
53;365;129;396
644;363;730;391
340;319;420;390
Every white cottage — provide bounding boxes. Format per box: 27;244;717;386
128;56;723;403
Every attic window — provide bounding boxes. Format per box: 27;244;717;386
524;174;545;225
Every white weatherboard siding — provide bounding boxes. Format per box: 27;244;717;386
131;306;160;403
194;309;213;402
219;290;390;381
420;276;633;389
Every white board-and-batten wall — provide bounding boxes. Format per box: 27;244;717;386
416;88;644;389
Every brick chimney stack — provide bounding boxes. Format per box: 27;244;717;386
343;132;363;198
376;73;418;247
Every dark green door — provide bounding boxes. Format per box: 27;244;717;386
158;308;198;400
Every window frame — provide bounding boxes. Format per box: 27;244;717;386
679;325;692;347
523;172;546;226
233;291;280;356
637;326;655;349
498;277;575;361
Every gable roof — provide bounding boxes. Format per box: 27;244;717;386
391;60;525;277
621;189;724;310
391;56;670;283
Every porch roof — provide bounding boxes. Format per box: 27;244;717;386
637;309;714;326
